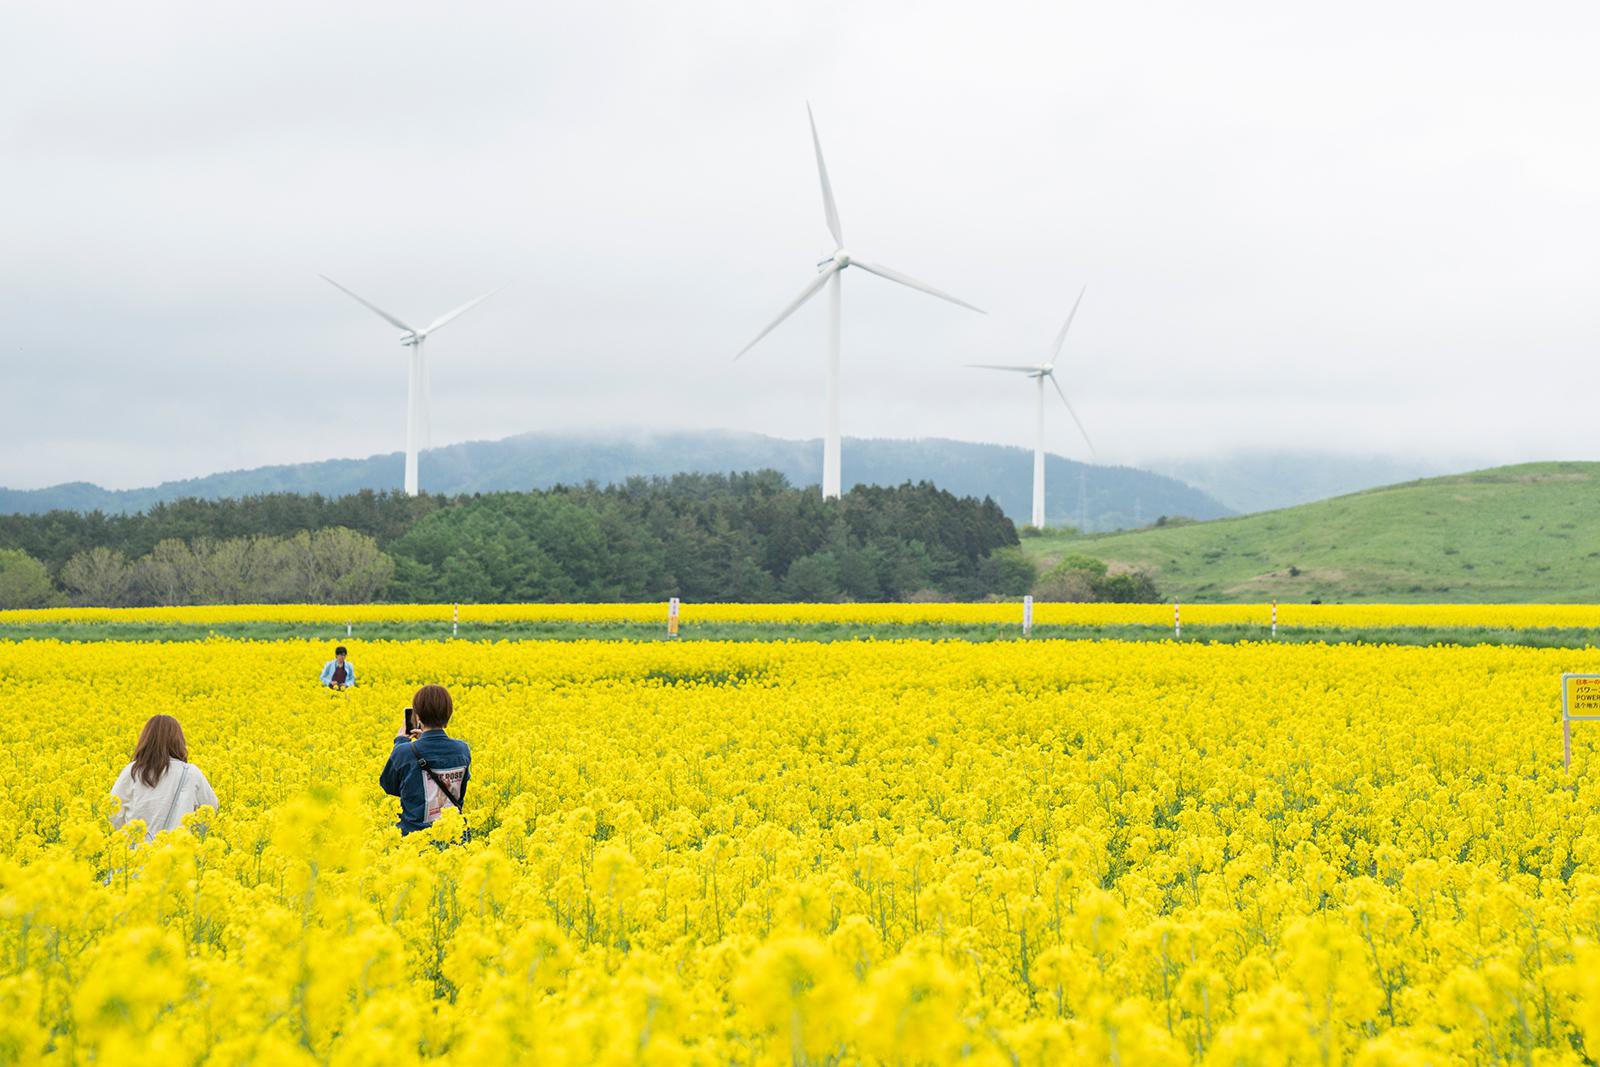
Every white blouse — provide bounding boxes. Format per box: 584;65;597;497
110;758;219;839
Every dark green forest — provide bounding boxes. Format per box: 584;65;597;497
0;472;1036;605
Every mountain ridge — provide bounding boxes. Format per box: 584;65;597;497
0;430;1231;531
1145;451;1461;513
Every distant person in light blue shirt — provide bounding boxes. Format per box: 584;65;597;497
321;646;355;688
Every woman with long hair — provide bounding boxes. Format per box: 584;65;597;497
110;715;218;840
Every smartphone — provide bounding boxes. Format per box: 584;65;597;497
404;707;417;734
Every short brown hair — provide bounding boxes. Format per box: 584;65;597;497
132;714;188;787
413;684;453;728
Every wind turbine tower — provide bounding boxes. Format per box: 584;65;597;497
736;105;986;499
321;276;500;496
970;287;1096;528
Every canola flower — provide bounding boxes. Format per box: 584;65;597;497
2;635;1600;1063
5;601;1600;629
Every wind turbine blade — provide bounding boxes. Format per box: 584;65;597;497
319;275;418;334
421;285;504;337
1048;372;1095;456
806;103;843;248
1049;285;1088;363
734;264;838;359
851;259;985;314
967;363;1045;372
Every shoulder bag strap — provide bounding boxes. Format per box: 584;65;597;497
409;741;464;809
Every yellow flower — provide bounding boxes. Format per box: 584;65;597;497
0;625;1597;1061
857;947;968;1062
733;932;849;1061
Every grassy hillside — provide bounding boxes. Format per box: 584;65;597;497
1020;462;1600;603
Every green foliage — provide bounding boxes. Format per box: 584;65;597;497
1093;571;1162;603
0;550;59;609
0;490;437;576
60;529;393;606
1034;552;1159;603
1049;554;1110;580
978;549;1038;597
1034;554;1106;603
1027;524;1083;539
386;474;1020;603
59;547;132;606
781;553;841;601
281;528;397;603
1;472;1025;604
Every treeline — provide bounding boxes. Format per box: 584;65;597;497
0;473;1041;606
0;490;438;573
56;529;394;606
387;474;1028;602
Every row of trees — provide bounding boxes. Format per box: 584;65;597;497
0;490;438;575
0;474;1164;606
385;474;1030;602
21;529;394;607
0;475;1030;605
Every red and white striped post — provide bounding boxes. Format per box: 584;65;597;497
1173;598;1181;640
452;603;459;639
1271;599;1278;639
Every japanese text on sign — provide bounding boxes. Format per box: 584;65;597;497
1566;675;1600;718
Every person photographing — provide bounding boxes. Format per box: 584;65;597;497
380;684;470;836
321;646;355;689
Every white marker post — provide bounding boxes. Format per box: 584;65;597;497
1022;595;1034;638
452;603;459;639
1271;600;1278;639
1174;599;1181;640
667;597;680;639
1563;674;1600;772
346;620;352;638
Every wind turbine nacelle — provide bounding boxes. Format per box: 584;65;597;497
832;250;852;268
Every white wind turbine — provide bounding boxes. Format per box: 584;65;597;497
970;286;1096;529
320;275;500;496
736;104;985;499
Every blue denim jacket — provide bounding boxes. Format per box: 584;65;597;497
380;730;472;834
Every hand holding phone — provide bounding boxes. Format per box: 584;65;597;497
403;707;417;735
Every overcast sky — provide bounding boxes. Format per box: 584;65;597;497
3;1;1596;489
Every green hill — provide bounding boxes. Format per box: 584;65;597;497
1023;462;1600;603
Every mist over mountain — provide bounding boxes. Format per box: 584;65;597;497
1146;452;1463;514
0;431;1229;531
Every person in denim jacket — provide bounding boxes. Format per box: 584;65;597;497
380;684;470;834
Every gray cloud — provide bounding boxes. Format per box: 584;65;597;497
3;0;1597;489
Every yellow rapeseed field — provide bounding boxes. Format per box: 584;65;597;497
6;601;1600;629
4;635;1600;1063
